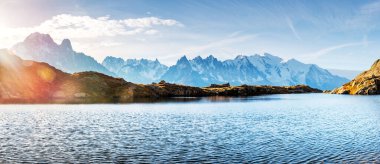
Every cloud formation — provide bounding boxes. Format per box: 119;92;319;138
305;41;368;60
0;14;182;48
286;17;301;41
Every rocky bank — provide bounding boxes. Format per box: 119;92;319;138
331;59;380;95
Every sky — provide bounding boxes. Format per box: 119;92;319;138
0;0;380;71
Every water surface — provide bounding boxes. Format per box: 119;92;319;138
0;94;380;163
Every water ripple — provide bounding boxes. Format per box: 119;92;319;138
0;94;380;163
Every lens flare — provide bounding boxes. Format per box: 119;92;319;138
37;66;56;82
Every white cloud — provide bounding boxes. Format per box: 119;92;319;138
0;14;182;48
286;17;301;41
304;41;368;60
145;29;159;35
169;33;260;61
123;17;183;28
99;41;124;47
360;1;380;14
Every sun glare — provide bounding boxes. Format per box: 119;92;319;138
0;19;14;48
0;17;7;29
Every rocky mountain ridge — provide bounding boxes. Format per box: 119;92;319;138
0;50;321;103
11;32;114;76
10;33;348;90
104;54;348;90
331;59;380;95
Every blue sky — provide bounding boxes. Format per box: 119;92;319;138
1;0;380;70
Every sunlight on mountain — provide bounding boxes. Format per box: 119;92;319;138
0;50;65;101
0;50;20;70
37;65;56;82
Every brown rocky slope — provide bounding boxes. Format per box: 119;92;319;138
0;50;321;103
331;59;380;95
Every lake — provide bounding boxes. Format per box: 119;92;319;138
0;94;380;163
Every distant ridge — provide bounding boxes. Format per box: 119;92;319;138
11;32;115;76
0;50;321;103
10;33;348;90
104;54;349;90
102;56;168;84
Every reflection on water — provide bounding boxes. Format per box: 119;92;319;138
2;95;285;104
0;94;380;163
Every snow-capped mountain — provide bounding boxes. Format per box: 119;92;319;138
102;56;168;84
160;54;348;90
103;53;347;90
11;33;347;90
11;32;114;76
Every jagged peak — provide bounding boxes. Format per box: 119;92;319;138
140;58;149;62
102;56;125;65
153;58;162;65
286;58;302;64
370;59;380;70
104;56;124;61
235;55;248;60
206;54;216;59
60;39;72;50
263;52;275;57
194;56;202;60
175;55;191;67
24;32;55;45
262;53;283;62
178;55;189;62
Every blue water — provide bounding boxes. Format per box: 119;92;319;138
0;94;380;163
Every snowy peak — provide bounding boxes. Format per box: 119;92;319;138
157;53;349;89
154;58;160;64
263;53;283;63
178;55;189;63
11;32;348;90
235;55;247;60
193;56;203;61
102;56;168;84
176;55;192;69
286;58;302;64
285;58;309;70
11;32;115;76
24;32;55;45
102;56;125;73
206;55;217;61
60;39;73;50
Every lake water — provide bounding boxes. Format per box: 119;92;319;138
0;94;380;163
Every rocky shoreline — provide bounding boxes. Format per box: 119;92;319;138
330;59;380;95
0;50;322;103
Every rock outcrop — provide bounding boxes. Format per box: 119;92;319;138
0;50;322;103
204;84;321;96
331;59;380;95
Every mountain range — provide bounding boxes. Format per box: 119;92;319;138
0;50;321;103
11;32;114;76
102;56;168;84
10;33;349;90
103;54;348;90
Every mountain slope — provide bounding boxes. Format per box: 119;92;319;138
331;59;380;95
160;54;348;90
327;69;362;79
102;56;168;84
0;49;145;102
11;32;114;76
11;33;347;90
0;50;321;103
